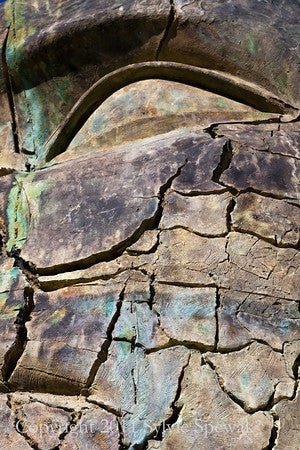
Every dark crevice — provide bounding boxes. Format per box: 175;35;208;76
204;358;250;413
292;354;300;380
204;116;282;140
1;28;20;153
58;410;83;446
267;412;279;450
7;396;38;449
226;197;236;232
214;287;220;351
158;280;218;288
117;417;128;450
12;251;39;289
231;226;299;250
131;368;137;404
14;419;38;449
228;185;297;202
145;339;213;355
212;140;233;183
174;187;228;196
2;287;34;383
11;401;41;450
155;0;175;61
152;160;187;230
145;354;191;446
84;284;126;390
127;231;161;256
39;267;130;292
160;224;228;238
86;398;122;417
148;273;156;310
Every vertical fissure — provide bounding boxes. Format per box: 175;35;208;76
1;28;20;153
3;286;34;383
155;0;175;61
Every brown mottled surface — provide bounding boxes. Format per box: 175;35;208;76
0;1;299;449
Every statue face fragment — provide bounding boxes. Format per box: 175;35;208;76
0;1;299;448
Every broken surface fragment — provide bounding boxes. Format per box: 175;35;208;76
9;277;126;393
220;146;299;199
14;131;225;271
60;408;119;450
218;290;300;351
161;191;231;236
157;352;273;449
225;233;299;299
16;402;71;450
205;342;294;411
0;395;31;449
154;284;217;349
54;79;272;165
273;389;300;450
232;192;300;246
0;268;28;390
155;228;228;286
90;343;190;447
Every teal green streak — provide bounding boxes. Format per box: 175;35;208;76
6;177;29;253
241;373;251;387
247;35;256;56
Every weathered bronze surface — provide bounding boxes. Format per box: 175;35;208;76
0;0;299;448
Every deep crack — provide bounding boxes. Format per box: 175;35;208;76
212;140;233;184
155;0;175;61
84;283;126;390
267;411;279;449
1;28;20;153
3;287;34;383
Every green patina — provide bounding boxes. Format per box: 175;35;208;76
6;172;51;254
246;35;256;56
0;267;20;293
5;0;74;155
241;372;251;387
6;176;30;253
104;296;115;316
19;77;72;155
119;340;131;357
0;292;23;320
117;323;135;341
50;307;66;325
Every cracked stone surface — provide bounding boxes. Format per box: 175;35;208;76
273;388;300;450
205;342;295;411
218;290;300;351
220;145;299;199
9;277;127;394
161;191;231;236
232;193;300;246
90;344;191;447
16;402;71;450
0;268;28;391
0;395;31;449
0;1;299;448
60;408;120;450
152;352;273;449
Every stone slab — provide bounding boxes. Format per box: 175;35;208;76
232;193;300;246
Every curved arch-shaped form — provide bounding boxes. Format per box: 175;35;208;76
40;61;297;164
